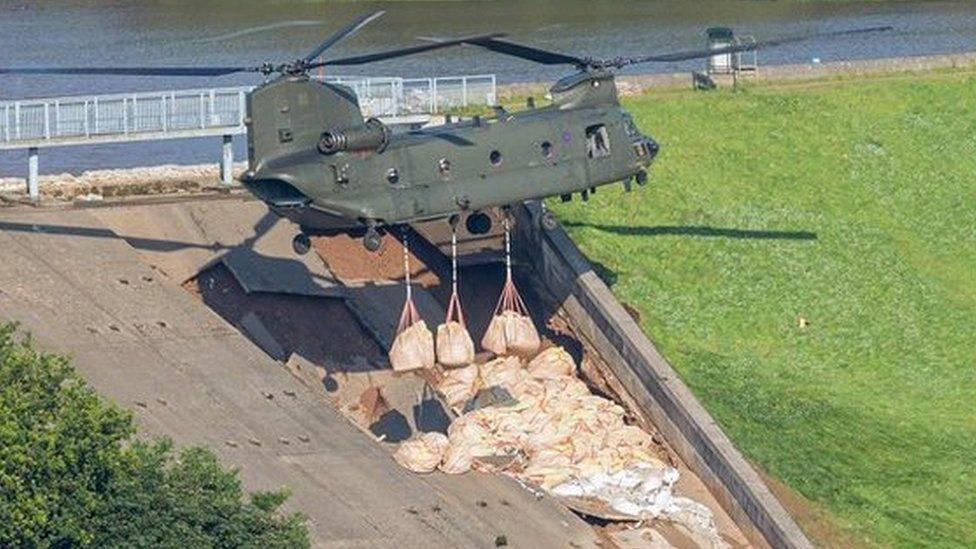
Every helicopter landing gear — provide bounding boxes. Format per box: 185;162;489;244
363;223;382;252
292;232;311;255
635;169;648;187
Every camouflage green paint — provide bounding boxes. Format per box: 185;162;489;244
241;69;658;234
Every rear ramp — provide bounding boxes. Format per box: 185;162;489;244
0;207;600;548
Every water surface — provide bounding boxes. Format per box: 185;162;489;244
2;0;974;174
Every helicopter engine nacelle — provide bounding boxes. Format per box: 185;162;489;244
317;117;389;155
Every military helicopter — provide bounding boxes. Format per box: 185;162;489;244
2;13;890;253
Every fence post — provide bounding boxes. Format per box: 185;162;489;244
14;102;21;140
93;97;99;134
4;104;9;142
238;90;246;127
220;134;233;185
430;78;437;113
462;77;468;107
27;147;39;201
199;93;206;129
122;97;129;135
43;103;50;139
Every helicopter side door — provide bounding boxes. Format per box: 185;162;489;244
582;120;615;188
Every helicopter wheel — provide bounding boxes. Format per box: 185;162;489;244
540;210;559;231
292;232;311;255
363;227;382;252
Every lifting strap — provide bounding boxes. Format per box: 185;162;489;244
397;230;420;333
445;225;466;327
493;216;529;316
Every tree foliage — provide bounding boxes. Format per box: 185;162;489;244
0;323;309;547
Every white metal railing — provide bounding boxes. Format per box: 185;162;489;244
320;74;496;117
0;87;250;148
0;74;497;149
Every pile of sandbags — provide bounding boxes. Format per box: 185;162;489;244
389;296;434;372
425;346;661;486
397;345;723;543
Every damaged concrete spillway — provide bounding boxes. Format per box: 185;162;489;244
0;193;810;548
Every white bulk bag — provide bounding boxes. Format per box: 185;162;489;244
393;432;449;473
436;293;474;367
481;278;540;357
436;363;480;407
389;298;434;372
527;346;576;379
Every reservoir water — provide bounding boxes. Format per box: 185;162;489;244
1;0;974;175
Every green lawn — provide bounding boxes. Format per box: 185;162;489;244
550;72;976;547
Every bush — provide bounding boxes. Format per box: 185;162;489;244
0;323;309;547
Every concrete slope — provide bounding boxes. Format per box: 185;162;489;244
91;199;344;297
0;208;598;549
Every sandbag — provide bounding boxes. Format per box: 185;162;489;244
479;356;524;391
439;442;474;474
393;432;449;473
389;319;435;372
482;311;541;357
436;321;475;367
527;347;575;379
481;313;509;355
436;363;480;407
482;273;541;357
506;312;541;356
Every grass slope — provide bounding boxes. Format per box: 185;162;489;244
551;72;976;547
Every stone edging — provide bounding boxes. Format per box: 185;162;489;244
514;202;812;549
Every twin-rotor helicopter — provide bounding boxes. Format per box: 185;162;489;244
2;13;890;253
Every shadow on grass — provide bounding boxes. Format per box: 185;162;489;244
562;222;818;241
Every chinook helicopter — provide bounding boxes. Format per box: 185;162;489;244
2;13;890;252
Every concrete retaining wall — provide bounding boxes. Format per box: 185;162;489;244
514;202;812;549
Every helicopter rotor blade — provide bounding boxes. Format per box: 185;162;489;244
622;26;893;66
0;66;258;76
314;33;506;67
191;20;324;44
435;36;587;66
303;10;386;63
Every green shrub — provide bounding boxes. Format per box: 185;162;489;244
0;323;308;547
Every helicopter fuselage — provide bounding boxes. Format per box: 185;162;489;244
240;70;658;238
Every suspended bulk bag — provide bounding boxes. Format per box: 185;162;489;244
481;218;540;356
436;229;475;367
389;231;434;372
389;297;435;372
437;293;475;367
481;279;539;356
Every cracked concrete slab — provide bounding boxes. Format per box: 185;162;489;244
0;207;600;549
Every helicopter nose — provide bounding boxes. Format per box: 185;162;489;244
645;137;660;159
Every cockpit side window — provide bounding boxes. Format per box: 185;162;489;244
586;124;610;159
622;114;641;138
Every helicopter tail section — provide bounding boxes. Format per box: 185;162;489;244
245;77;364;173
